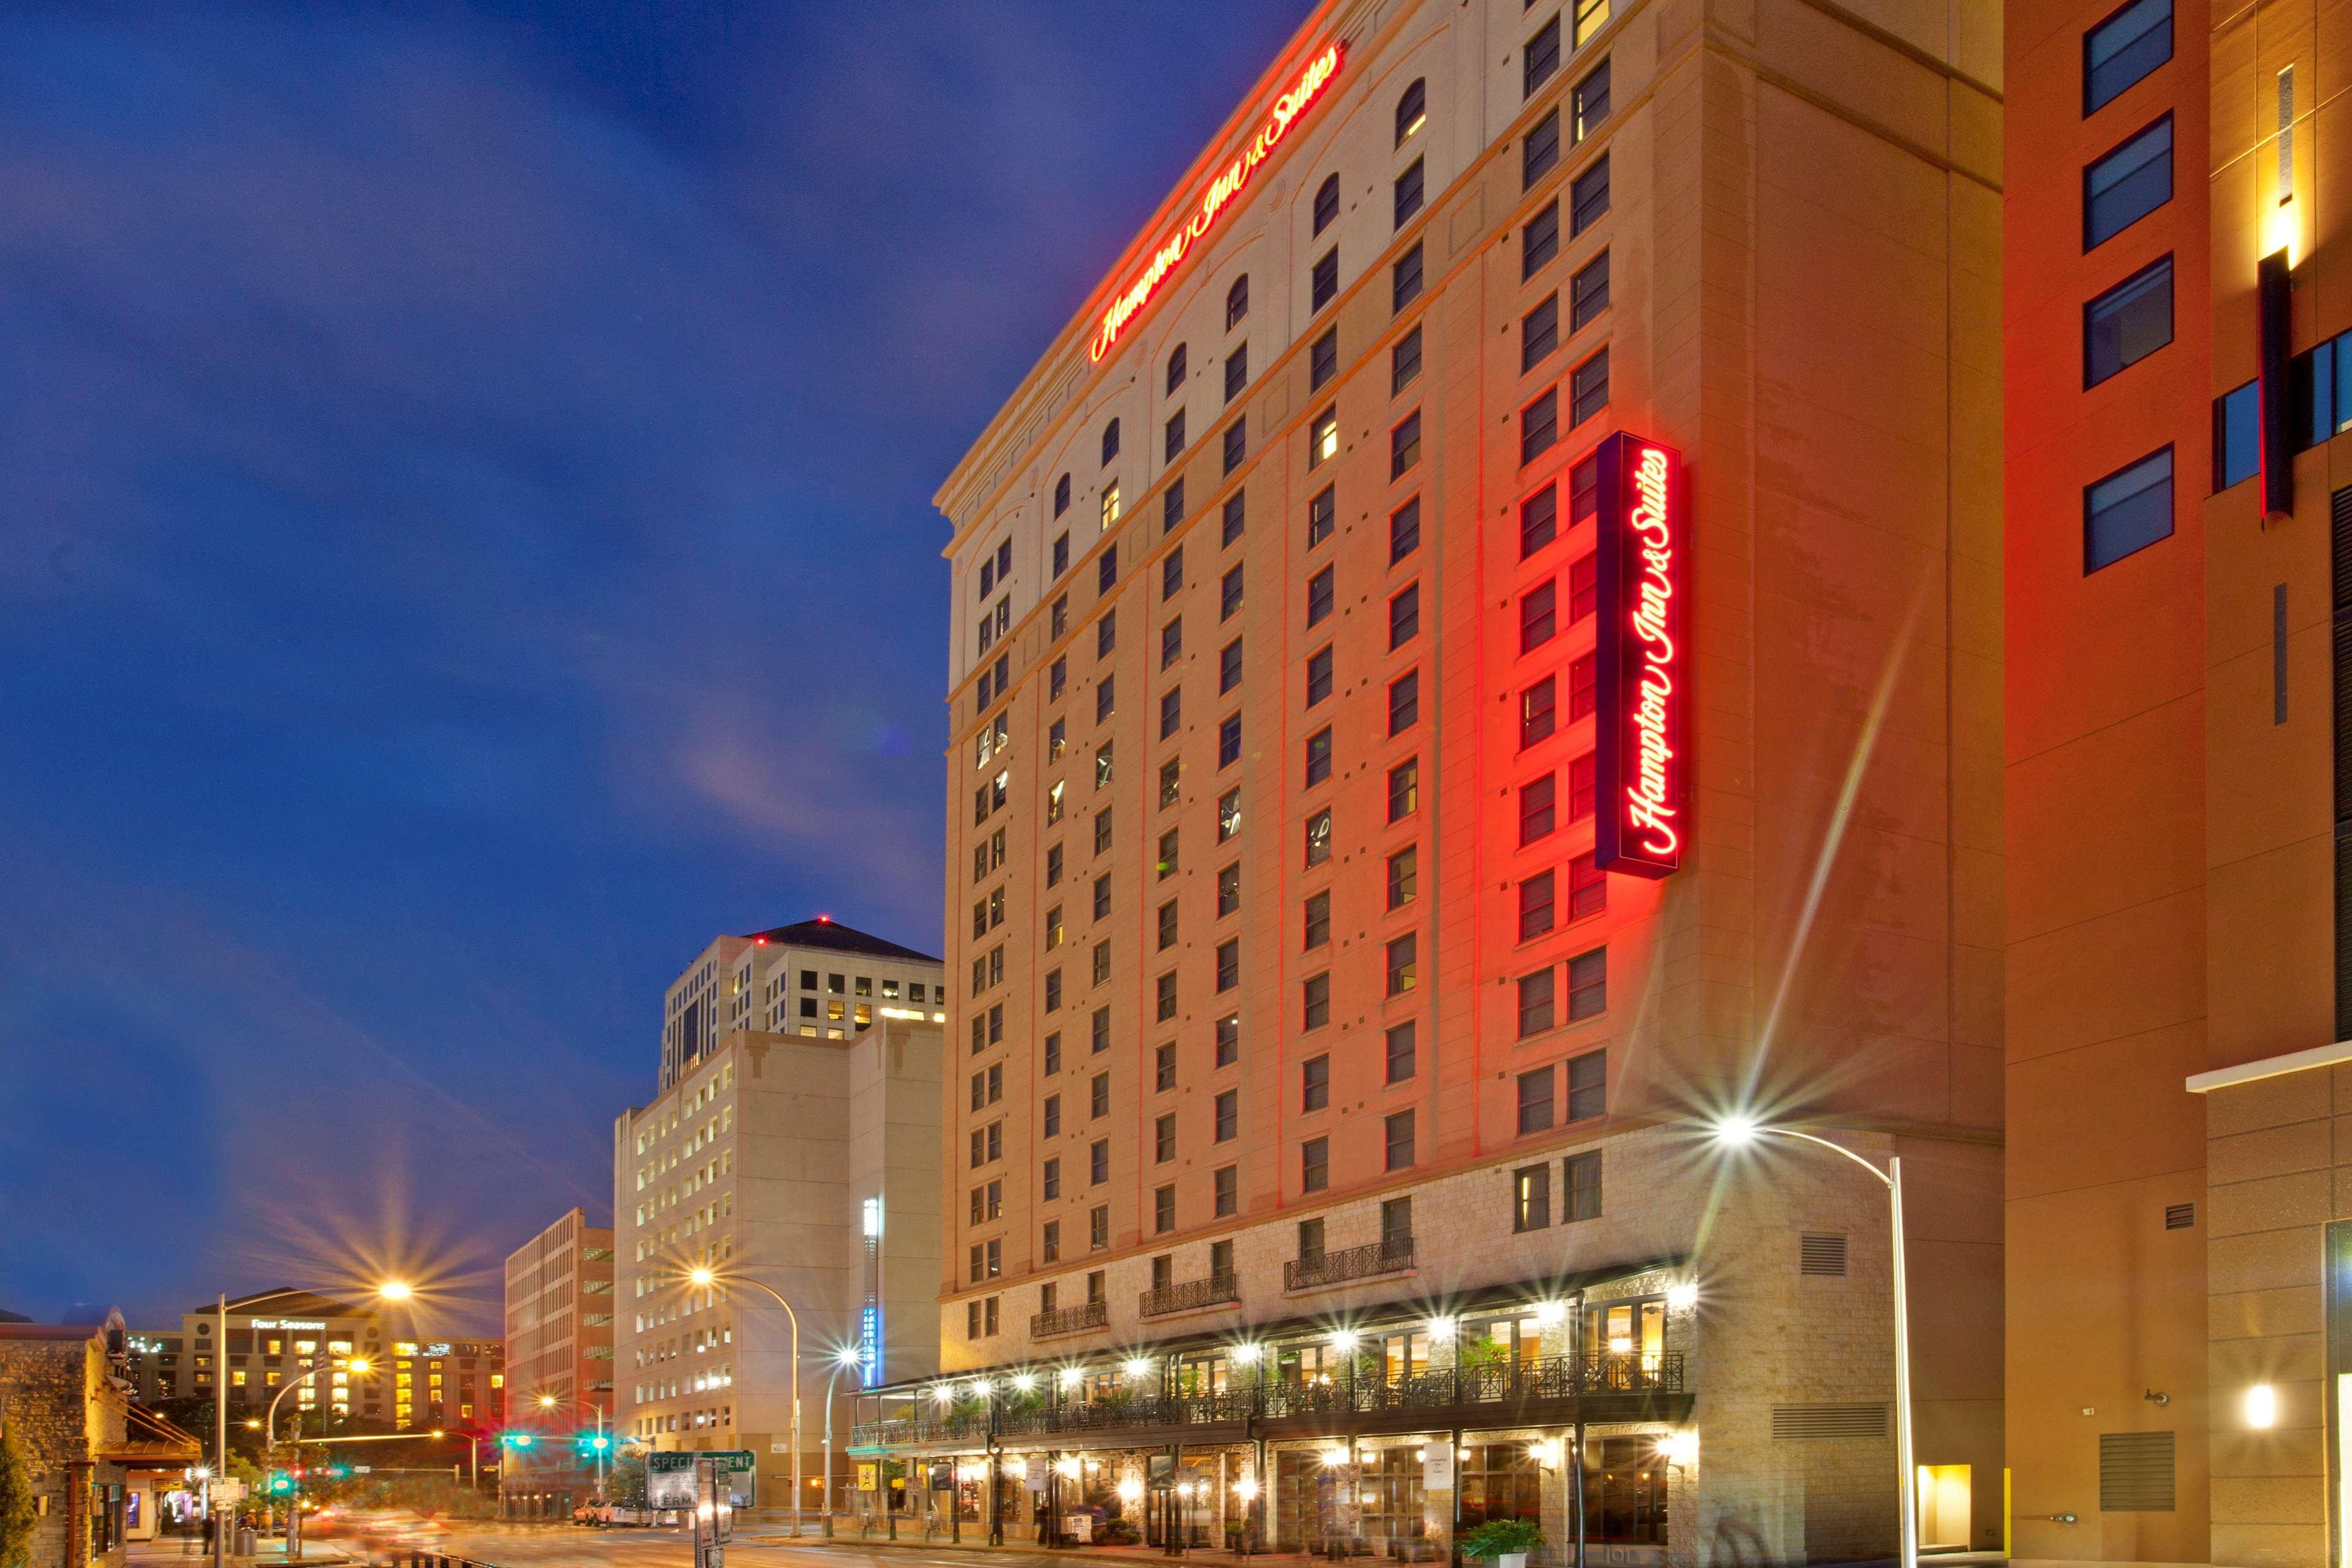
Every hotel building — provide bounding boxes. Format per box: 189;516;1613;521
499;1207;616;1517
615;917;946;1516
870;0;2007;1562
2004;0;2352;1563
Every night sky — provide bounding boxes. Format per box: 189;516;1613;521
0;0;1314;1332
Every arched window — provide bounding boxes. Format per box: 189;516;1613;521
1395;79;1427;146
1226;275;1250;331
1166;343;1188;396
1313;172;1341;236
1054;473;1071;517
1101;418;1121;467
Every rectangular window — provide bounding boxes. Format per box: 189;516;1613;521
1570;553;1597;623
1221;564;1244;621
2086;255;2172;386
1308;565;1335;625
1517;1066;1555;1135
1164;409;1186;463
1514;1165;1551;1232
1216;1012;1240;1066
1218;861;1241;916
1216;938;1240;992
1302;1053;1330;1111
1155;1114;1177;1163
1092;1005;1111;1053
1575;0;1611;46
1161;616;1183;670
1226;344;1248;403
2214;381;2258;490
1223;418;1247;475
1523;294;1559;372
1393;244;1425;312
1393;326;1423;394
1392;410;1422;477
1521;389;1558;464
1518;968;1555;1036
1572;250;1610;330
1385;933;1417;995
2084;446;2174;571
1303;970;1332;1028
1573;58;1611;138
1567;1049;1607;1120
1302;1137;1329;1193
1219;637;1243;694
1388;670;1420;734
1385;1109;1416;1171
1521;484;1558;557
1524;108;1561;189
1155;1039;1177;1089
1391;500;1422;564
1218;786;1243;841
1525;16;1561;97
2084;115;2173;249
1569;655;1596;720
1520;774;1556;845
1312;248;1340;311
1390;582;1420;647
1570;348;1610;426
1306;808;1332;867
1215;1088;1238;1142
1090;1206;1109;1249
1523;580;1558;653
1567;947;1607;1020
1569;851;1606;920
1310;405;1338;466
1385;1019;1417;1082
1521;677;1557;747
1395;158;1425;228
1223;490;1246;546
1520;870;1556;940
1219;712;1243;767
1308;485;1336;547
1564;1151;1602;1221
1159;690;1182;742
2085;0;2172;115
1213;1164;1238;1216
1523;202;1559;279
1305;890;1331;949
1570;154;1611;235
1389;756;1419;821
1310;327;1338;391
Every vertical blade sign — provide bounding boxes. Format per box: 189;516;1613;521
1594;432;1687;878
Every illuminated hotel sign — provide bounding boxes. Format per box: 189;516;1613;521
1593;432;1687;878
1087;42;1345;363
249;1319;327;1330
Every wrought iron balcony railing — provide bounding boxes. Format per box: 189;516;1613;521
1139;1272;1241;1318
1030;1298;1109;1338
1283;1234;1414;1291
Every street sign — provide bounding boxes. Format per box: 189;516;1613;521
211;1480;246;1502
857;1462;879;1493
649;1450;755;1509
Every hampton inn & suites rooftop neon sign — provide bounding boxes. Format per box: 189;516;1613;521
1088;42;1345;364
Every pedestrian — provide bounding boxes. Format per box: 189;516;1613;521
202;1510;217;1550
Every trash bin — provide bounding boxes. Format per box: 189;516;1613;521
235;1527;258;1557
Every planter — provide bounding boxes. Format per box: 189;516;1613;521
1498;1555;1529;1568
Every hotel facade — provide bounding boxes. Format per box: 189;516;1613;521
865;0;2008;1562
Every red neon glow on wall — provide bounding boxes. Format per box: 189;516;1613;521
1087;42;1345;364
1593;432;1686;879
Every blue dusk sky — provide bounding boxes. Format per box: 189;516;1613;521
0;0;1313;1332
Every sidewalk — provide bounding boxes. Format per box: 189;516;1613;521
737;1530;1406;1568
129;1544;349;1566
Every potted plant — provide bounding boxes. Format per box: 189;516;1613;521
1458;1517;1545;1568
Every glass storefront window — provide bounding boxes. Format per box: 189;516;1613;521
1458;1314;1547;1373
1582;1435;1668;1544
1581;1297;1667;1378
1457;1441;1542;1528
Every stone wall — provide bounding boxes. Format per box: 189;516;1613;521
0;1332;127;1568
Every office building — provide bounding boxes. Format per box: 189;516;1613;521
867;0;2007;1561
616;917;946;1517
499;1207;616;1517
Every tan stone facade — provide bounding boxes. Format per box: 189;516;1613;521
0;1327;130;1568
499;1206;615;1516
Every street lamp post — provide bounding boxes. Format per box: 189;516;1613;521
688;1267;801;1539
265;1355;373;1562
537;1392;612;1507
1716;1120;1915;1568
821;1345;864;1536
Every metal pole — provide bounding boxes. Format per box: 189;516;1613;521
213;1295;225;1568
1891;1156;1918;1568
1571;1422;1586;1568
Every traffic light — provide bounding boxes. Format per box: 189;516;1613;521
325;1466;351;1480
267;1473;294;1496
575;1433;612;1455
500;1432;535;1449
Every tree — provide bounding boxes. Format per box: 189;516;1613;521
0;1417;37;1568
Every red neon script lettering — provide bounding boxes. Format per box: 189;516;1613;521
1623;447;1678;859
1088;43;1344;364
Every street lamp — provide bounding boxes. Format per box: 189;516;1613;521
536;1392;613;1506
686;1265;804;1539
820;1344;862;1536
266;1355;375;1562
1714;1117;1915;1568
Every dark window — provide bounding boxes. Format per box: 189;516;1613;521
1384;1110;1415;1171
2084;115;2173;249
1303;970;1331;1028
2085;0;2172;115
1388;756;1419;821
1567;1049;1606;1120
1573;58;1611;139
1302;1137;1329;1193
1570;349;1610;426
1054;473;1071;518
1226;344;1248;403
2084;446;2174;571
1524;293;1560;372
1221;564;1244;621
1223;419;1247;475
1393;326;1423;394
1220;637;1244;693
1520;870;1556;940
1385;1020;1417;1082
1387;845;1417;909
1521;775;1556;845
1215;1088;1238;1142
1521;677;1557;747
1395;159;1425;228
1164;412;1187;467
1308;567;1335;625
1161;616;1182;668
1390;582;1420;647
1216;1012;1240;1066
1311;328;1339;390
1525;17;1561;97
1570;850;1606;919
1223;490;1246;546
1570;552;1597;622
1307;644;1334;705
1392;410;1422;477
1219;712;1243;767
1518;968;1555;1036
1097;611;1118;658
1571;450;1601;527
1571;154;1611;235
1515;1165;1551;1231
1166;342;1187;395
1155;1114;1176;1163
1570;752;1596;820
1391;499;1422;565
1569;654;1596;720
1396;78;1427;146
1522;580;1558;653
2214;380;2259;490
1314;172;1341;236
1522;483;1558;557
1306;726;1333;786
1389;670;1420;734
1216;938;1240;992
1517;1066;1555;1134
1054;532;1070;577
1218;861;1241;917
1302;1054;1330;1111
1305;808;1331;866
1160;688;1182;741
1524;109;1561;189
1564;1150;1602;1220
1523;201;1559;279
1304;890;1331;949
1567;947;1607;1020
1102;418;1121;466
1308;485;1336;546
2086;255;2173;386
1393;243;1425;312
1099;546;1118;592
1571;251;1611;330
1313;248;1340;311
1095;679;1115;723
1163;478;1185;533
1227;274;1250;330
1157;900;1178;951
1522;388;1559;464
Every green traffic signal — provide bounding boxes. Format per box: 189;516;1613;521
501;1432;535;1449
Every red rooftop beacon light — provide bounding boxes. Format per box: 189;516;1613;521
1593;432;1687;879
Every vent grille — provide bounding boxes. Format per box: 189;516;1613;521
1771;1403;1887;1441
2164;1202;2195;1231
1799;1232;1849;1276
2099;1432;2176;1513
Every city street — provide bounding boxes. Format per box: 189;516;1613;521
426;1531;1077;1568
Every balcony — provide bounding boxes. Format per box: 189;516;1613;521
1283;1235;1414;1292
1139;1272;1240;1319
1030;1298;1109;1338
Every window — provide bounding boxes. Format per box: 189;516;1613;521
1567;1050;1606;1120
1225;344;1248;404
1514;1165;1552;1231
1156;899;1180;953
1388;758;1419;821
1223;489;1246;545
1572;450;1601;527
1161;615;1183;669
1159;756;1181;809
1522;580;1558;653
1166;342;1188;394
1221;419;1246;479
1388;846;1419;910
1571;251;1610;331
1567;947;1607;1020
1092;1005;1112;1053
1388;670;1419;734
1310;405;1339;466
1303;1054;1330;1111
1096;682;1116;725
1219;712;1243;767
1564;1151;1602;1221
1521;774;1556;845
1099;545;1119;591
1160;689;1182;742
1570;154;1611;235
1308;566;1335;625
1047;844;1065;887
1303;970;1332;1028
2086;255;2172;386
1395;159;1425;228
1155;1113;1177;1163
1047;903;1065;949
1391;409;1422;476
1312;249;1340;312
1214;1164;1238;1216
2085;447;2174;571
2085;115;2173;248
1392;325;1423;394
1219;786;1242;841
1570;654;1596;719
1164;409;1186;463
1042;1221;1061;1262
1569;852;1606;919
1523;201;1559;279
1313;172;1341;235
1050;657;1068;703
1101;418;1120;466
1158;827;1180;879
1575;0;1611;45
1574;58;1611;139
1308;486;1336;547
1390;582;1420;647
1385;1109;1416;1171
2214;380;2258;489
1306;726;1333;786
1091;1074;1110;1118
1304;890;1331;949
2086;0;2171;115
1569;553;1596;623
1570;348;1610;427
1090;1206;1109;1248
1093;872;1112;919
1099;944;1117;987
1393;243;1424;312
1396;78;1427;144
1044;1098;1061;1138
1217;861;1241;918
1390;499;1421;565
1095;810;1113;854
1520;870;1556;940
1518;1066;1555;1135
1523;294;1560;372
1044;1031;1062;1074
1521;484;1558;558
1524;108;1561;189
1054;473;1071;517
1311;328;1338;390
1306;808;1332;867
1521;677;1556;747
1302;1137;1329;1193
1521;388;1558;464
1518;967;1555;1036
1385;933;1417;996
1221;565;1244;622
1307;644;1334;705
